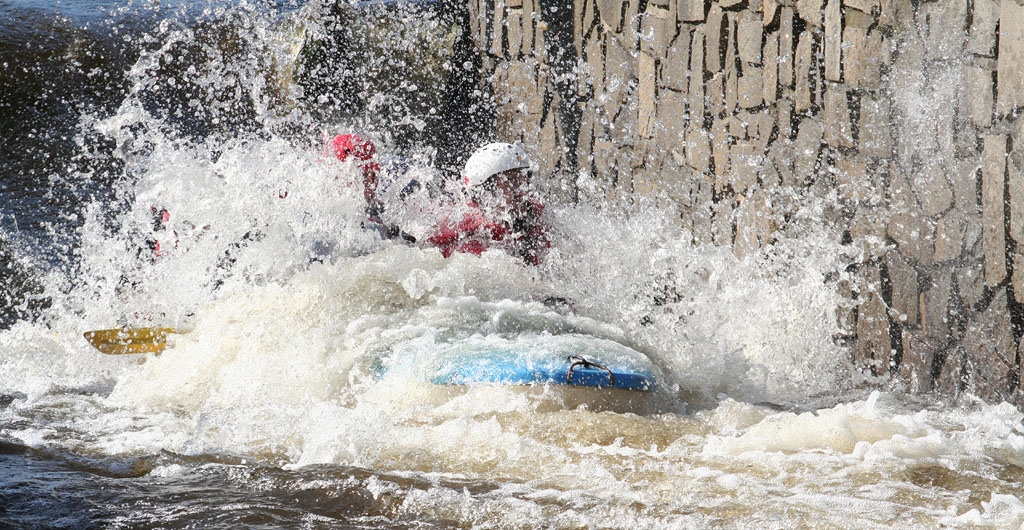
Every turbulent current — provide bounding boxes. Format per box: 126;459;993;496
2;1;1024;528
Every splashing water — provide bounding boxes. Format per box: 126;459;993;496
2;1;1024;528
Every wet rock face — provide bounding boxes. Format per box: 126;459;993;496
467;0;1024;406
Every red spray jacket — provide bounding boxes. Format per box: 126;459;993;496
428;199;549;265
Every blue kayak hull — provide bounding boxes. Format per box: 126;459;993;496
432;353;655;392
423;336;659;392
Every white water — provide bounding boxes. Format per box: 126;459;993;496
3;3;1024;528
3;131;1023;526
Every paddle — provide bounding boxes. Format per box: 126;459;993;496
83;327;183;355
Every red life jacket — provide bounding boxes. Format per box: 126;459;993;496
428;200;550;265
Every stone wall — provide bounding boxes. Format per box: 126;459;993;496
466;0;1024;405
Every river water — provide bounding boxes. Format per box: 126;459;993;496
2;1;1024;528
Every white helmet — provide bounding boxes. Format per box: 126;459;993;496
463;142;530;188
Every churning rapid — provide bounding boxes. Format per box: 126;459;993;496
3;1;1024;528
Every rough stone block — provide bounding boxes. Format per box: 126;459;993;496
640;7;680;59
859;95;893;158
849;205;890;259
494;60;540;110
951;157;981;214
507;10;524;58
898;329;937;393
964;214;984;255
660;28;692;93
779;7;795;88
734;189;776;259
730;141;762;193
1015;253;1024;304
921;267;952;340
962;288;1016;403
835;154;873;203
843;0;877;15
658;148;691;206
967;0;999;57
843;26;868;87
880;0;910;29
490;0;507;57
997;0;1024;116
709;197;733;246
797;0;824;27
738;12;763;64
468;0;485;49
632;160;664;197
844;6;874;27
843;26;884;90
823;84;854;148
537;102;564;185
763;0;779;25
705;5;726;73
886;249;918;326
957;256;985;308
777;96;794;139
579;0;598;50
686;127;712;172
601;34;637;118
689;29;706;121
911;161;953;217
1009;121;1024;244
703;70;723;118
933;77;960;159
824;0;842;82
982;134;1008;286
523;0;536;50
888;165;936;266
962;65;994;129
745;109;774;148
597;0;628;32
855;267;893;376
935;213;966;263
592;135;617;185
611;88;640;146
768;138;797;186
638;53;658;138
654;88;690;146
795;31;815;113
726;114;746;137
686;177;715;244
724;16;739;115
922;0;968;62
585;32;605;94
793;118;824;183
763;31;779;103
748;0;762;17
935;345;966;398
679;0;707;22
738;66;763;108
712;119;732;186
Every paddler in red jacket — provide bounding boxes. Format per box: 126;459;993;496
328;133;383;220
428;142;550;265
328;133;413;242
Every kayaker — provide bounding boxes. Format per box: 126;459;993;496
427;142;550;266
327;133;414;242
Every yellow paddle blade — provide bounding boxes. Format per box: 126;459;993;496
83;327;180;355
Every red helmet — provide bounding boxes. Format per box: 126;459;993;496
330;133;376;163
